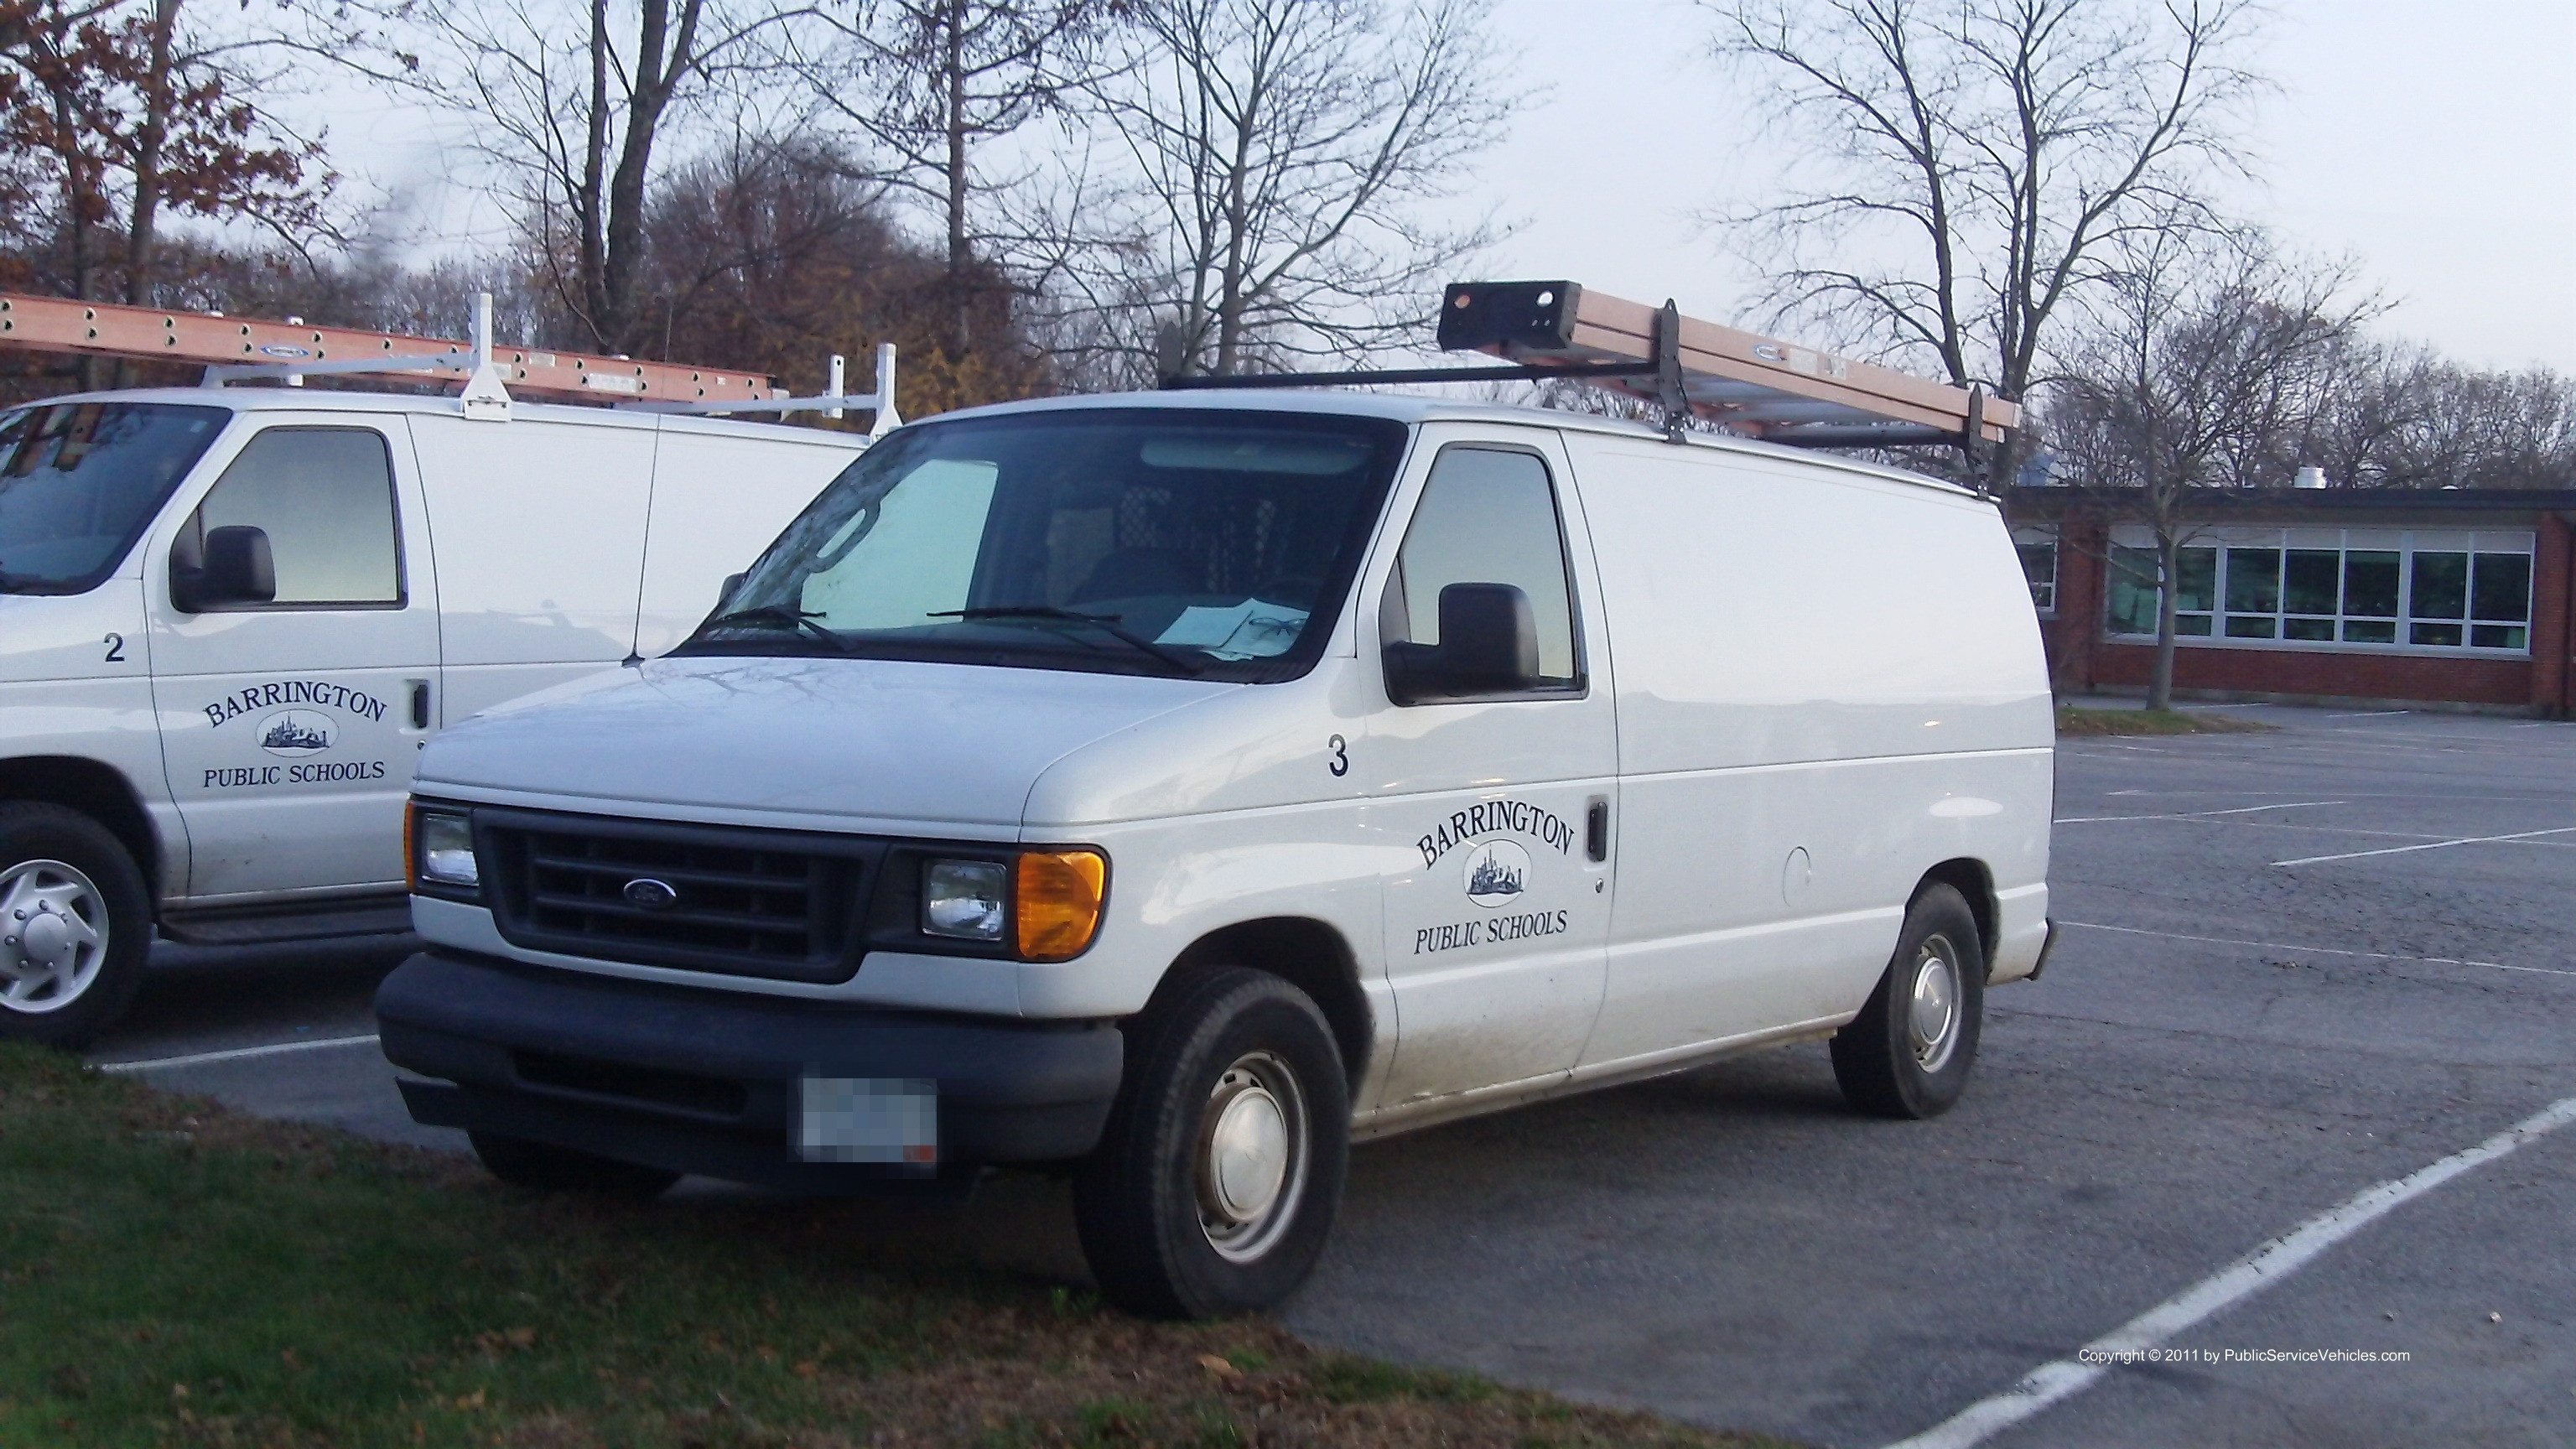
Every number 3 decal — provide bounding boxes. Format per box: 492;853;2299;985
1327;733;1348;776
102;632;126;662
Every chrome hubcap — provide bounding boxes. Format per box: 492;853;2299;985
1908;935;1961;1073
0;859;109;1015
1196;1050;1309;1263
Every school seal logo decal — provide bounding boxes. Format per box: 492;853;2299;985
1462;839;1529;907
257;710;336;756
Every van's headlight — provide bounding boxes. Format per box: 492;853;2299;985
407;803;480;891
918;850;1109;959
922;859;1008;941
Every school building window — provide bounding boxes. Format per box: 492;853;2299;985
2012;527;2058;615
2103;527;2533;654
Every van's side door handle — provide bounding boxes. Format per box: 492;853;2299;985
1586;797;1610;862
409;680;432;730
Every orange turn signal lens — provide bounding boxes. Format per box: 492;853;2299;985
1015;849;1108;962
402;799;419;893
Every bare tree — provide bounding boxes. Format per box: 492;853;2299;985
1705;0;2266;484
2044;225;2370;709
404;0;819;355
801;0;1104;358
1034;0;1510;382
0;0;335;388
2287;341;2576;492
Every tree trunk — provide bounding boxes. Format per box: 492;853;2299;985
579;0;613;343
122;0;181;305
52;79;111;391
943;0;970;358
116;0;184;387
2148;530;2181;712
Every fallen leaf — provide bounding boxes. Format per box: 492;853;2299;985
1198;1353;1241;1379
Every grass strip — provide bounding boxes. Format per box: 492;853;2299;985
2055;706;2277;737
0;1045;1802;1448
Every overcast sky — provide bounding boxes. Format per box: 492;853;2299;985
317;0;2576;374
1470;0;2576;373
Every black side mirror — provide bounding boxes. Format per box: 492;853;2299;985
719;572;746;606
172;525;276;611
1384;581;1541;703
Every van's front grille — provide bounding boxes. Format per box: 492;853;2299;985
478;810;878;983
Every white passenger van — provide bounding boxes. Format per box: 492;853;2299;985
378;364;2057;1317
0;386;863;1045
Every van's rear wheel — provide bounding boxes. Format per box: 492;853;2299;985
466;1131;680;1199
1831;883;1985;1119
0;804;151;1050
1074;968;1348;1319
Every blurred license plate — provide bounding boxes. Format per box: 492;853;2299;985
794;1077;937;1166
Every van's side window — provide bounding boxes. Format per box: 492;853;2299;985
1384;446;1581;693
182;428;402;606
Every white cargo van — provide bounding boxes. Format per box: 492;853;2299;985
377;382;2056;1317
0;387;863;1045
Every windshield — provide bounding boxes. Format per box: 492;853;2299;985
0;402;230;594
681;408;1409;682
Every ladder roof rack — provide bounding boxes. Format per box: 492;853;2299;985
0;290;779;408
1161;279;2016;456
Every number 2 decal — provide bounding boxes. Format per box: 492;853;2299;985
1326;733;1348;776
102;632;126;662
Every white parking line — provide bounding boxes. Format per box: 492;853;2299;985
93;1033;382;1073
1883;1094;2576;1449
2056;920;2576;980
2055;801;2343;825
2273;825;2576;867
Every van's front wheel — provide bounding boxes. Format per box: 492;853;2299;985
0;804;151;1050
1074;969;1349;1318
1831;883;1985;1119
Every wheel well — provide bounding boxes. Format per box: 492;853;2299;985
1159;917;1373;1093
0;757;161;896
1917;858;1996;962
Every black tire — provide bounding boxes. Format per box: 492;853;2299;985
1831;882;1985;1119
0;803;153;1051
1073;968;1350;1319
466;1130;681;1199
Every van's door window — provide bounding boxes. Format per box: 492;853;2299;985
0;402;227;595
183;428;401;605
1385;446;1581;687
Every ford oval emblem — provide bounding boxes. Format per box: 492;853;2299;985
623;877;679;911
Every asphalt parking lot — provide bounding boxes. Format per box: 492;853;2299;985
86;703;2576;1448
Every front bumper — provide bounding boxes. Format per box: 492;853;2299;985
377;950;1124;1191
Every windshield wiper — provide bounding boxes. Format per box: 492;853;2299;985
698;604;855;652
929;606;1207;676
